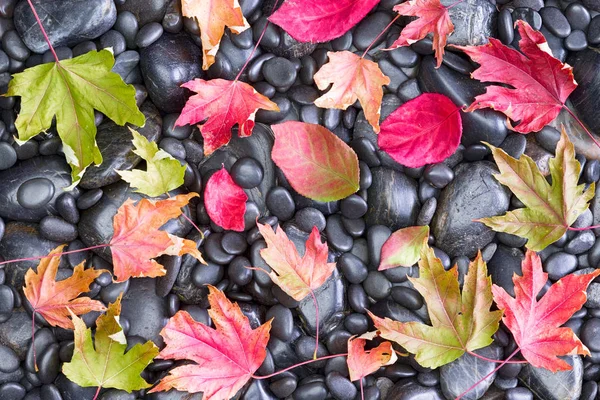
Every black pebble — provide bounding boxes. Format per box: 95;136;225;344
99;30;126;55
566;2;591;31
262;57;297;88
545;251;577;280
424;163;454;189
540;6;571;38
340;194;367;219
40;216;78;242
498;9;515;45
339;253;368;284
266;305;294;341
266;187;295;221
231;157;263;189
192;261;224;287
326;215;353;252
295;207;326;233
136;22;164;48
76;189;103;210
326;372;357;400
0;142;17;170
270;376;297;398
565;30;588;51
363;271;392;300
16;177;55;210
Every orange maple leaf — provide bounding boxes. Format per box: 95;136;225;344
257;222;336;301
109;193;205;282
314;51;390;133
388;0;454;68
23;245;106;330
181;0;250;70
347;332;398;382
149;285;272;399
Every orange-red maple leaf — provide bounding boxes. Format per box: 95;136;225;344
175;79;279;155
314;51;390;133
347;332;397;382
181;0;249;70
23;245;106;329
257;222;336;301
149;285;272;399
388;0;454;68
493;249;600;371
109;193;205;282
455;20;577;133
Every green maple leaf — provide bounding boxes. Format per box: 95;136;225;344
117;128;186;197
7;49;145;186
369;246;501;369
478;128;595;251
62;294;158;392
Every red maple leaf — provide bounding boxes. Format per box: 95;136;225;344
347;333;397;382
175;79;279;155
388;0;454;67
204;166;248;232
493;249;600;371
149;285;272;399
455;20;577;133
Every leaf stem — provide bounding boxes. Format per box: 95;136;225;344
31;311;38;372
309;289;320;360
455;348;520;400
234;0;282;82
0;244;110;266
360;377;365;400
564;105;600;151
361;15;400;59
466;350;527;364
568;224;600;231
92;385;101;400
251;353;348;380
25;0;59;63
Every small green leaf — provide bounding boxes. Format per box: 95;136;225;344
117;129;186;197
379;225;429;270
7;49;145;186
62;295;158;392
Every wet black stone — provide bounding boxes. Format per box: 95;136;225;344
298;269;345;336
326;372;357;400
270;376;297;398
589;15;600;45
14;0;116;53
140;33;202;113
565;231;595;254
565;30;588;51
519;356;582;400
0;345;18;373
136;22;164;48
0;142;15;170
121;278;168;346
540;6;571;38
262;57;297;88
566;3;591;31
231;157;264;189
500;134;527;159
266;187;295;221
340;195;367;219
386;379;444;400
117;0;169;25
391;286;423;310
580;318;600;352
441;346;501;400
0;382;25;399
498;8;515;44
39;216;77;242
432;162;510;257
512;8;543;30
266;305;293;342
363;271;392;300
16;177;55;211
295;207;326;233
228;256;253;286
325;215;353;253
353;12;393;50
192;260;224;287
114;11;138;49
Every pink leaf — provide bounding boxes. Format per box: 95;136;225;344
204;166;248;231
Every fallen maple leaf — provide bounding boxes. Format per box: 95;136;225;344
7;49;145;186
271;121;360;202
313;51;390;133
388;0;454;68
455;20;577;133
23;245;106;329
493;250;600;371
117;129;186;197
268;0;379;43
109;193;205;282
257;222;336;301
204;166;248;232
62;295;158;393
379;225;430;271
379;93;462;168
370;246;501;369
175;79;279;155
347;332;398;382
149;285;272;399
478;128;595;251
181;0;249;70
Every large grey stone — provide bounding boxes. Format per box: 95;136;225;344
432;161;510;258
441;0;496;46
0;309;31;359
519;355;583;400
14;0;116;53
387;378;444;400
121;278;169;346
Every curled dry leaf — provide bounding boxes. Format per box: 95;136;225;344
313;51;390;133
117;129;186;197
370;247;501;369
23;245;106;329
456;20;577;133
181;0;249;70
379;225;430;270
388;0;454;67
204;166;248;232
109;193;205;282
493;250;600;371
62;295;158;392
347;332;398;382
257;222;336;301
271;121;360;202
175;79;279;155
268;0;380;43
478;128;595;251
150;285;272;399
379;93;462;168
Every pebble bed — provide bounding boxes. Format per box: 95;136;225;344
0;0;599;399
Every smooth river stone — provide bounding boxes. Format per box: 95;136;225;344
432;161;510;258
80;101;162;189
519;355;583;400
442;0;497;46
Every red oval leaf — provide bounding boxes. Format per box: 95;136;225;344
268;0;379;43
204;166;248;231
271;121;360;202
378;93;462;168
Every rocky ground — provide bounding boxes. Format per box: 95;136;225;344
0;0;599;399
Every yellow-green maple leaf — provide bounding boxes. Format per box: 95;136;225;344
369;246;501;369
62;294;158;392
117;129;186;197
478;128;595;251
7;49;145;187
